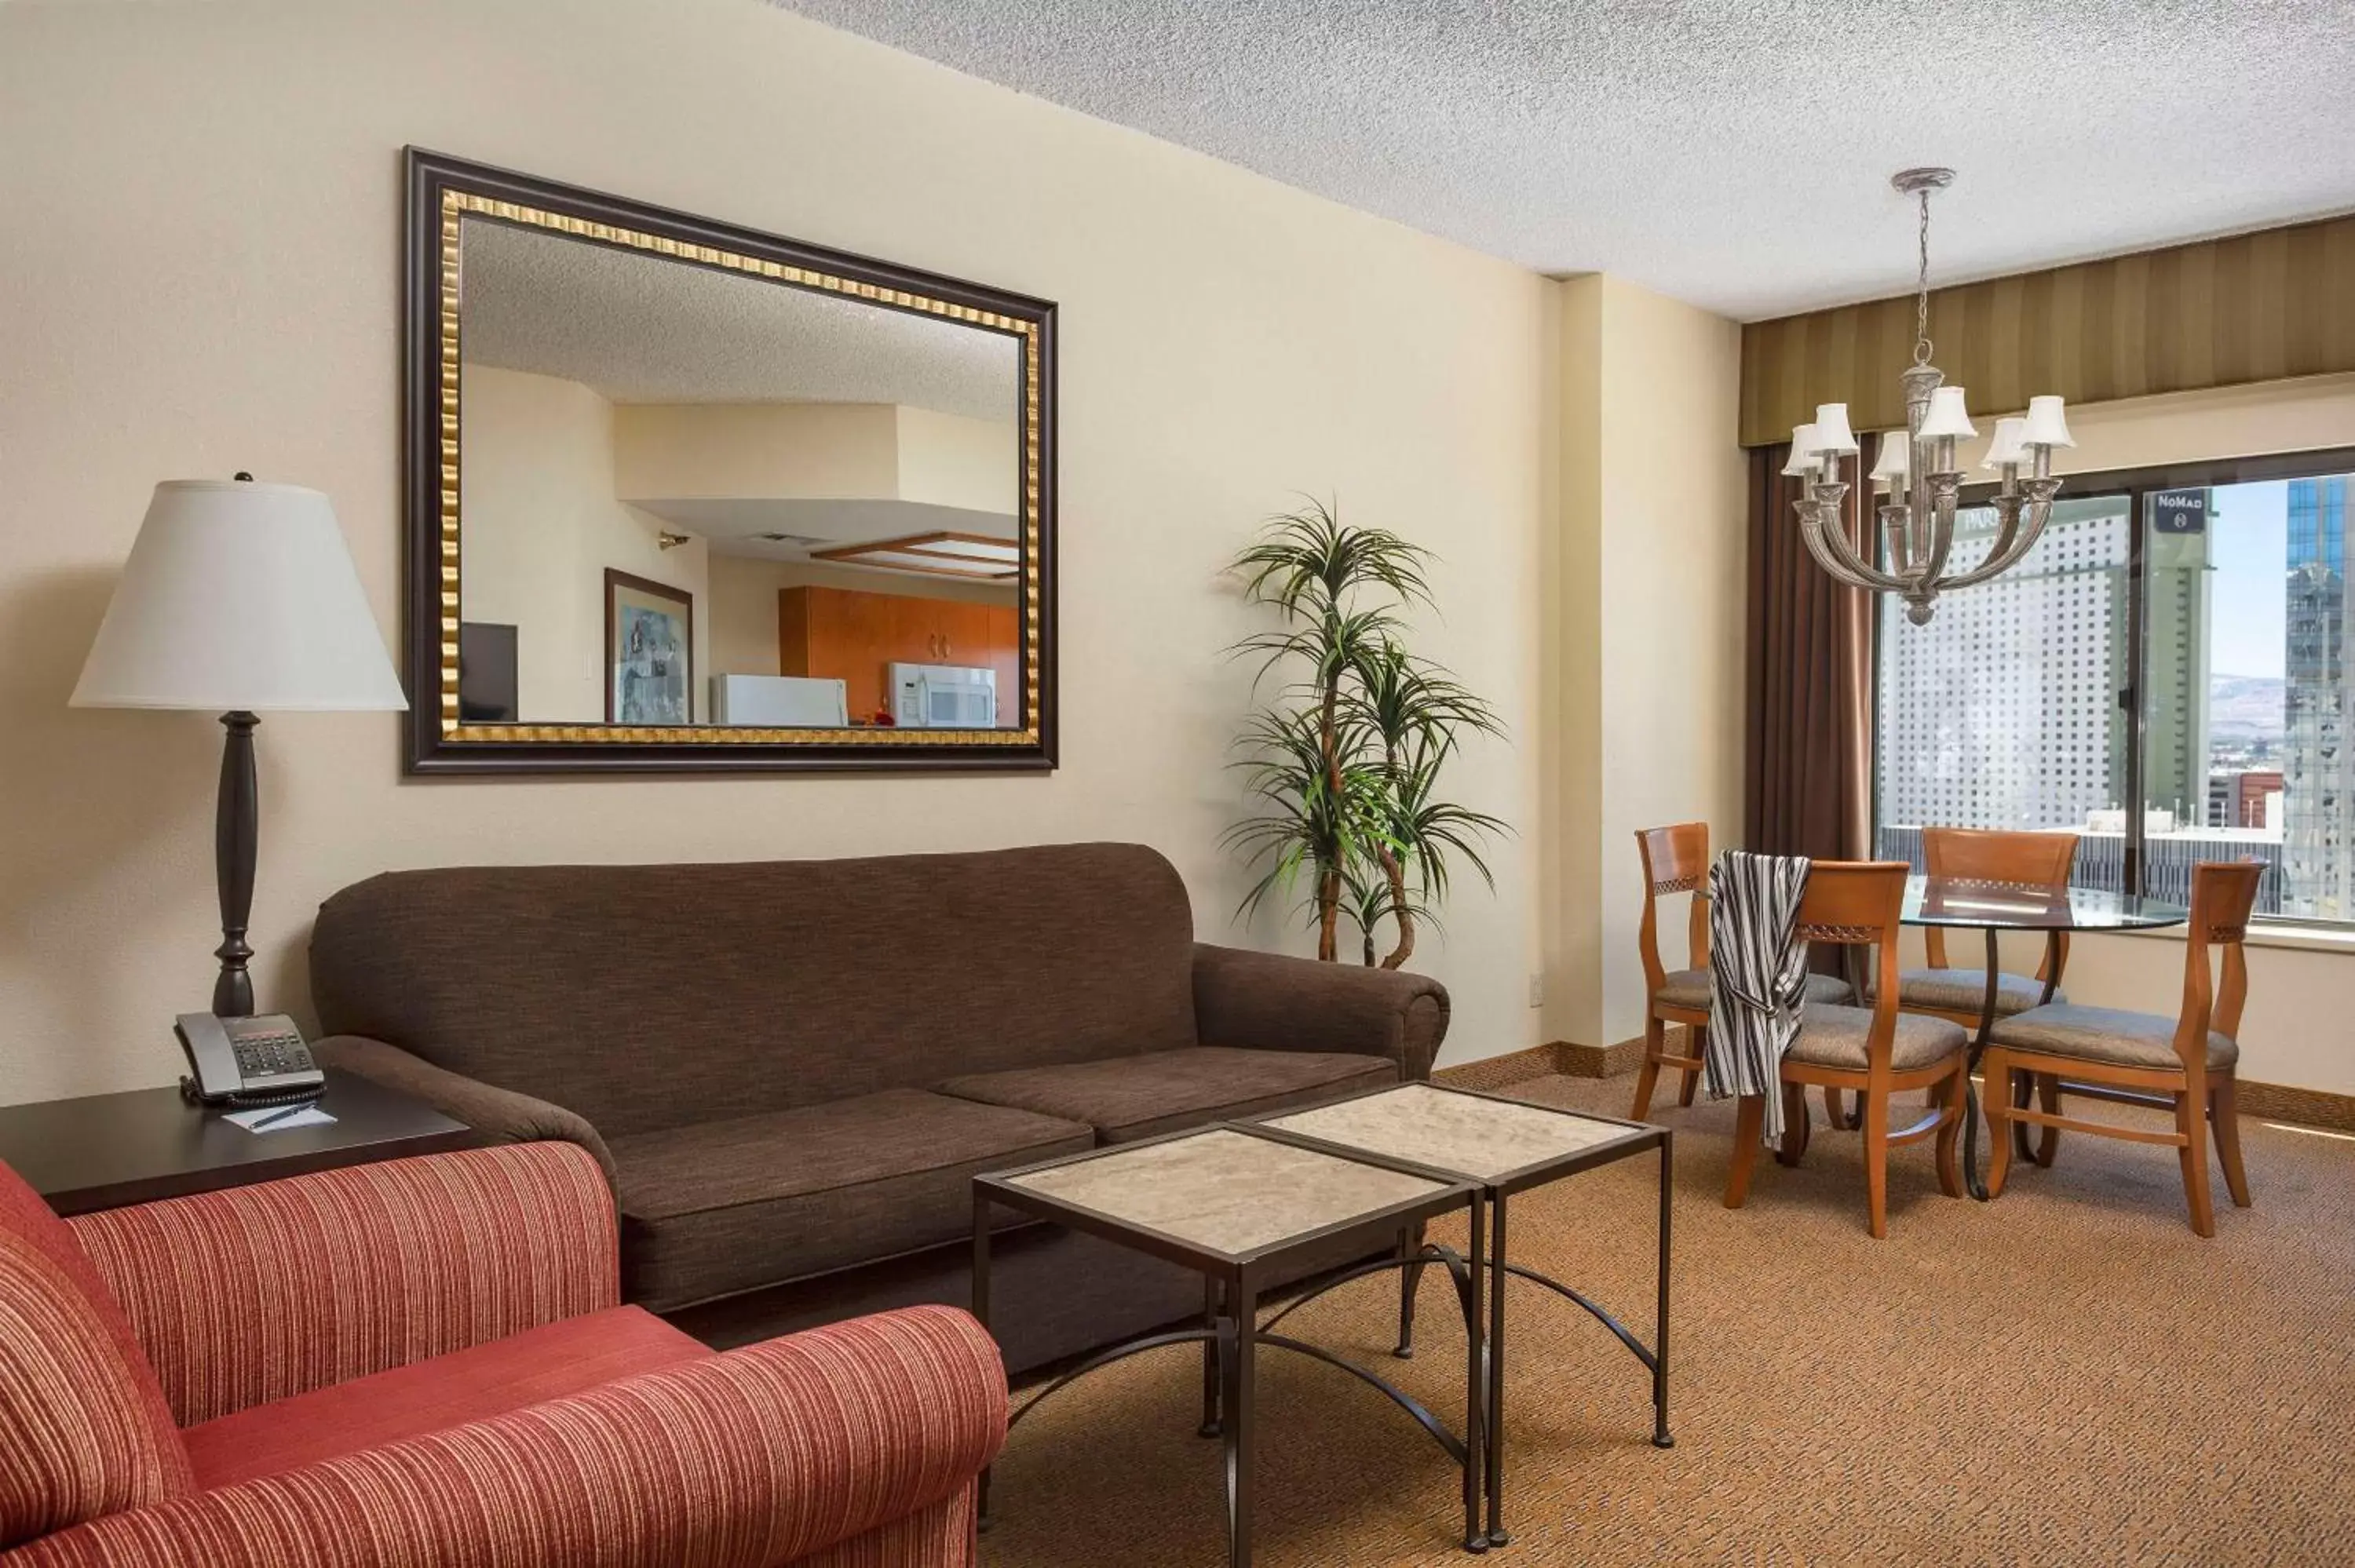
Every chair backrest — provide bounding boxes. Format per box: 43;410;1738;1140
1795;861;1911;1073
0;1161;192;1545
1634;824;1711;992
312;842;1203;1138
2177;860;2264;1071
1920;826;2079;972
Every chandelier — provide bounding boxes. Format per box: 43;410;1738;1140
1794;168;2076;625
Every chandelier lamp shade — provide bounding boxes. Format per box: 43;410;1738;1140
1795;169;2074;625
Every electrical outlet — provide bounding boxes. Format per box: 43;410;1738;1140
1527;972;1544;1009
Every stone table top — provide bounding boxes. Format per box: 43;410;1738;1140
1266;1083;1640;1183
1001;1126;1449;1259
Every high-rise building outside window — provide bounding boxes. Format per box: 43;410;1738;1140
1874;451;2355;924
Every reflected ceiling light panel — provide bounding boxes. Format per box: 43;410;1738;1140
811;531;1021;579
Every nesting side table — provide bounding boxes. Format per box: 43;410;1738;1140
1261;1082;1674;1548
974;1123;1489;1566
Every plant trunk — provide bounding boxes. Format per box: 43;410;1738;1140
1378;845;1415;969
1313;611;1346;963
1316;865;1341;961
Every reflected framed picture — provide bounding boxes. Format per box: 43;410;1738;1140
604;570;694;725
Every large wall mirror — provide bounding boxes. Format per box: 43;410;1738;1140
402;150;1057;773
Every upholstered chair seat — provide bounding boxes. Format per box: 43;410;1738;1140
1789;1003;1970;1073
1895;967;2060;1017
1656;966;1853;1012
1989;1003;2239;1071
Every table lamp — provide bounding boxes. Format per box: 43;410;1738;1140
71;476;407;1016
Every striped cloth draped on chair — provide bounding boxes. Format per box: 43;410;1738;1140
1703;851;1813;1143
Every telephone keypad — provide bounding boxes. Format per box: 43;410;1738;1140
232;1030;314;1078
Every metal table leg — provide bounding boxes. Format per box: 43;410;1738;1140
1959;927;2002;1200
1462;1190;1488;1555
972;1193;994;1530
1394;1217;1428;1358
1200;1277;1222;1438
1221;1274;1258;1568
1484;1192;1508;1548
1653;1131;1674;1449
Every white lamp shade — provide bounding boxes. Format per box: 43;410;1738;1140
1917;385;1977;439
1782;425;1820;476
1868;431;1911;485
1811;403;1860;455
71;480;408;712
2021;394;2076;448
1982;417;2030;469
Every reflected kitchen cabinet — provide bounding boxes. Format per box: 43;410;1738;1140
780;586;1020;725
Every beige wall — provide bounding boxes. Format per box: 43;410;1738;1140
0;0;1550;1102
462;365;710;723
1914;371;2355;1095
894;407;1019;514
613;403;901;503
1548;275;1749;1048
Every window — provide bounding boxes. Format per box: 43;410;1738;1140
1872;448;2355;924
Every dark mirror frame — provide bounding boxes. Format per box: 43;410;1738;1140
400;148;1058;775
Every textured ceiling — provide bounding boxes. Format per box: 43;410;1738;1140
767;0;2355;321
459;217;1020;416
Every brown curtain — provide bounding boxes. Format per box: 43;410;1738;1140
1744;445;1871;862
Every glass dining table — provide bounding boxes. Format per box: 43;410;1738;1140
1895;875;2189;1200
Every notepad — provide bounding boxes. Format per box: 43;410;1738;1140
224;1105;338;1134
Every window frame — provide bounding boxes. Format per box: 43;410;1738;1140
1872;442;2355;928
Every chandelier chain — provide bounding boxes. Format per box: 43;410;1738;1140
1913;188;1933;367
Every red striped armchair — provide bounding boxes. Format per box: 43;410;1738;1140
0;1142;1004;1566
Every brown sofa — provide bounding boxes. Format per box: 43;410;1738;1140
307;842;1448;1371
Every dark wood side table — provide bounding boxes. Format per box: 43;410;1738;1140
0;1069;473;1216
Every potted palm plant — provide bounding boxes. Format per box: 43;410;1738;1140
1225;500;1506;967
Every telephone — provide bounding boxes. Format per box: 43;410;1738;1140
174;1012;326;1108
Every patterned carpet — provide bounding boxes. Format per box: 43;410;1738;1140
980;1074;2355;1566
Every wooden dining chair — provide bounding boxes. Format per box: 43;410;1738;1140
1898;826;2079;1028
1982;860;2262;1238
1630;825;1853;1121
1630;825;1713;1121
1722;860;1970;1238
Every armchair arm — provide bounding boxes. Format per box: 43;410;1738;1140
313;1034;618;1184
3;1306;1006;1568
66;1143;617;1427
1192;943;1451;1081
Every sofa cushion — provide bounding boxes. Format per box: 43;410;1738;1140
0;1161;192;1546
610;1090;1095;1313
182;1306;709;1490
937;1047;1399;1143
309;844;1203;1139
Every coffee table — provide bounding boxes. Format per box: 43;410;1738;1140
1258;1083;1673;1548
973;1123;1488;1566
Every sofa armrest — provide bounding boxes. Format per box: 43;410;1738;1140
1192;943;1451;1081
65;1143;619;1427
313;1034;618;1184
2;1306;1006;1568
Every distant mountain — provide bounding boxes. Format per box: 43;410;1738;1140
2209;673;2284;742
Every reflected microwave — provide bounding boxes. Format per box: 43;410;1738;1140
890;663;998;729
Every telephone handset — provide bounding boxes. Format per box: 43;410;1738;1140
174;1012;326;1108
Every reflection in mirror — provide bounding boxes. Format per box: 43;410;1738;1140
456;216;1026;732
